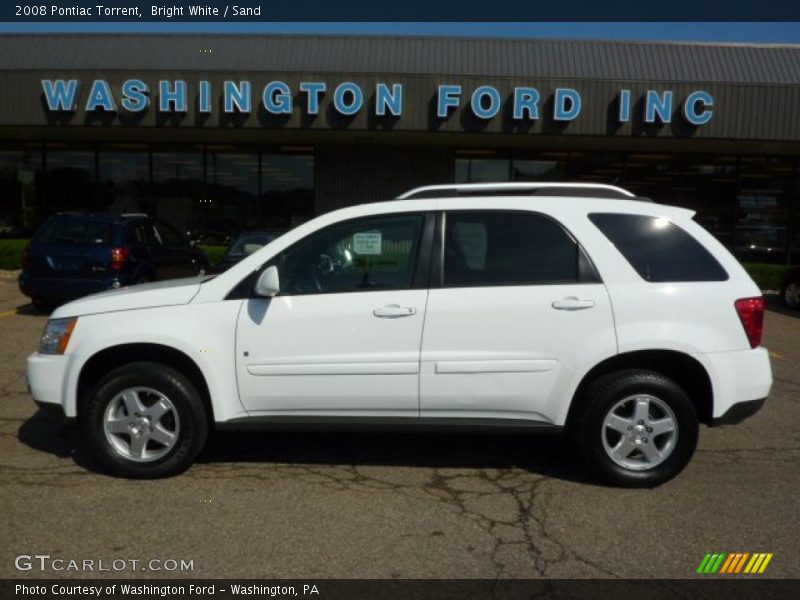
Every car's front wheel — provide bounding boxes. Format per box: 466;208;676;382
84;362;208;478
572;369;699;487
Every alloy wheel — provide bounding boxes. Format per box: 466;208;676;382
601;394;678;471
103;387;180;463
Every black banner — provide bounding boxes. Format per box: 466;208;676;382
3;0;800;21
4;579;800;600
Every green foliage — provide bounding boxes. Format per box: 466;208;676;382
0;239;28;270
742;262;794;291
199;245;228;266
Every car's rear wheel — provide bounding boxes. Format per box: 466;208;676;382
84;362;208;478
572;369;698;487
784;281;800;310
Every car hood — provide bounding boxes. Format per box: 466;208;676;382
51;277;204;318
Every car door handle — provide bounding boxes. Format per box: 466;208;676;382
552;297;595;311
373;304;417;318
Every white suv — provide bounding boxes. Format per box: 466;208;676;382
27;183;772;486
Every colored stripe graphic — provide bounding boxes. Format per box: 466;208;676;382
697;554;712;573
758;554;773;573
719;554;736;573
734;553;750;573
698;553;727;573
743;553;774;574
745;554;761;573
726;553;741;573
712;553;726;573
705;552;774;574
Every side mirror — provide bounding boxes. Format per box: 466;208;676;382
253;265;280;297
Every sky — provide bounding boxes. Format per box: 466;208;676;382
0;22;799;44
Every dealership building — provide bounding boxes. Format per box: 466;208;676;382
0;33;799;262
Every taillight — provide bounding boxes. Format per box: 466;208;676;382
110;247;131;271
734;297;765;349
21;244;32;271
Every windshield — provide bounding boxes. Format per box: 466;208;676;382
227;232;281;256
34;218;111;244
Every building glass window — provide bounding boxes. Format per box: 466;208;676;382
678;155;739;250
455;156;510;182
622;153;684;206
8;140;798;267
45;145;96;213
566;151;626;184
791;170;800;264
260;152;314;229
734;157;793;263
206;146;259;240
0;144;43;236
152;147;204;238
455;153;568;183
512;154;566;181
97;144;150;215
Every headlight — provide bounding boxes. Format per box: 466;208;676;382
38;317;78;355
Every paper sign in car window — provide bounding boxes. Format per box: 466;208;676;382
353;232;382;255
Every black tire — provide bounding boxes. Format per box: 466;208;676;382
84;362;208;478
571;369;698;488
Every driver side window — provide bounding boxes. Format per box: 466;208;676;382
277;213;425;295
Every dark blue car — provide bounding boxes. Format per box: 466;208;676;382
19;213;208;309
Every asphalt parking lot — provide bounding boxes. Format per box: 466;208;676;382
0;278;798;579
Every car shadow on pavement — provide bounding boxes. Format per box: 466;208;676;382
18;410;598;485
201;430;596;484
16;409;102;469
12;302;47;317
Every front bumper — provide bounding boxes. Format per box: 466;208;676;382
27;352;72;418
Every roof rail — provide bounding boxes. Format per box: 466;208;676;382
119;213;149;218
396;182;638;200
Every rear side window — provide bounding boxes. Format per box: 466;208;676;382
156;221;185;246
443;211;579;286
126;222;160;246
589;213;728;282
34;219;110;245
